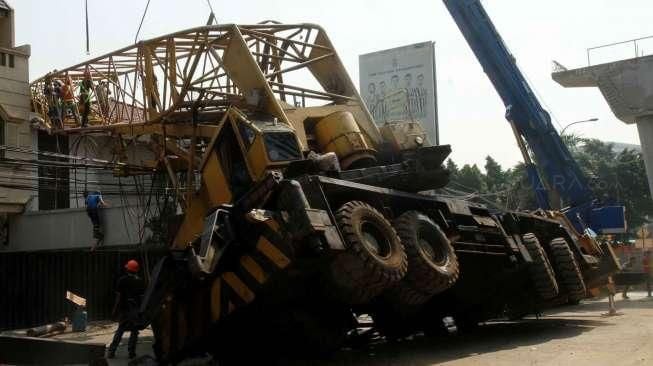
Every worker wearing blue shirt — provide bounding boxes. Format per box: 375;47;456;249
84;191;108;250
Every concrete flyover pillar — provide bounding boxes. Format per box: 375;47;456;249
636;116;653;197
552;54;653;198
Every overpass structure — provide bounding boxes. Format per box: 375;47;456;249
552;40;653;198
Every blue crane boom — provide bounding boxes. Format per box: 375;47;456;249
443;0;626;234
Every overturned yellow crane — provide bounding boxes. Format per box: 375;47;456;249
29;22;612;364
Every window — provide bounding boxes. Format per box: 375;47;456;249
237;122;256;151
216;125;251;200
8;54;13;68
0;53;5;66
263;132;302;162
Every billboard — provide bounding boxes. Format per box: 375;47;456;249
359;42;439;144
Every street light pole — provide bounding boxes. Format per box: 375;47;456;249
560;118;599;135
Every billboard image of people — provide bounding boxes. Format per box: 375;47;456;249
359;42;439;144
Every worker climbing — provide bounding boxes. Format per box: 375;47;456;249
85;190;108;250
107;259;146;359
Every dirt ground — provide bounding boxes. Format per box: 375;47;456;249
294;291;653;366
36;291;653;365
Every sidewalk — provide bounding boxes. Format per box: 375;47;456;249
0;321;155;365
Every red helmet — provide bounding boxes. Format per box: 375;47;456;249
125;259;139;273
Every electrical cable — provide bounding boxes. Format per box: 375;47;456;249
206;0;217;24
134;0;152;44
85;0;90;55
0;144;154;171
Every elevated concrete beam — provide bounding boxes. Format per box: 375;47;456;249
553;55;653;124
637;116;653;198
553;55;653;198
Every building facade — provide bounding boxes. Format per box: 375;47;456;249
0;1;35;214
0;1;159;252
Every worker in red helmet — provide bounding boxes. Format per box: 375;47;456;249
108;259;145;359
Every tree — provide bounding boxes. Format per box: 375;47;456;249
483;156;511;207
565;137;653;235
613;148;653;230
446;159;459;182
442;138;653;239
484;156;504;191
456;164;486;193
505;162;537;211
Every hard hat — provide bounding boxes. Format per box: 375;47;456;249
125;259;140;273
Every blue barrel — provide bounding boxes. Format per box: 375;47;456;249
71;308;87;332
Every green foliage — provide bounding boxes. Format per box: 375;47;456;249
570;138;653;232
446;159;459;181
483;156;510;207
446;137;653;237
484;156;504;192
457;164;486;193
504;162;537;211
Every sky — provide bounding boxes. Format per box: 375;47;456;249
10;0;652;171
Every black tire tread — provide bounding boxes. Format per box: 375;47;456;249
549;237;586;302
391;211;459;305
331;201;407;304
522;233;559;300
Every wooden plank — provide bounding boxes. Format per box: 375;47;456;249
66;290;87;307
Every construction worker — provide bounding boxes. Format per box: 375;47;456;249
96;81;111;118
108;259;146;359
84;190;107;250
622;256;636;299
51;79;64;129
60;75;80;126
43;73;61;129
644;250;651;297
79;69;93;127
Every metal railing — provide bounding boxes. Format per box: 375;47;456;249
587;35;653;66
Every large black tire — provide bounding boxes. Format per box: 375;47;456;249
330;201;408;304
522;233;559;300
391;211;459;305
549;237;587;303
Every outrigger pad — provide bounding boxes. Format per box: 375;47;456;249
415;144;452;170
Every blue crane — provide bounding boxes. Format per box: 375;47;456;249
443;0;626;234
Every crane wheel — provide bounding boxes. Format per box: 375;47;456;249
391;211;459;305
549;237;587;303
522;233;559;300
330;201;407;304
